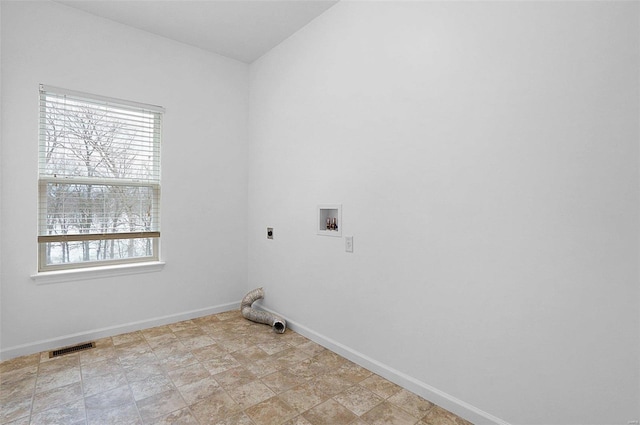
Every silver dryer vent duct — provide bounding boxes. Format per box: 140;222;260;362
241;287;286;333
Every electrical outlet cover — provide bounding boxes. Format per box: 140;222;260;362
345;236;353;252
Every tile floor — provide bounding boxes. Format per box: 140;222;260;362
0;310;473;425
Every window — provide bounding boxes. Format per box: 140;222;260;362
38;85;163;272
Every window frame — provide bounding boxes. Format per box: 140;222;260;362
37;85;163;272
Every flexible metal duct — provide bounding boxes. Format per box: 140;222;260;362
241;287;286;333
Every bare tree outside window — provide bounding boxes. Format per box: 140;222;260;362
38;85;162;271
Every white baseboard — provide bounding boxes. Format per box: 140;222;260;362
0;301;240;361
259;305;510;425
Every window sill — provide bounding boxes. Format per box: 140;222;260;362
30;261;165;285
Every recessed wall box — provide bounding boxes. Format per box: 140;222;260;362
317;204;342;237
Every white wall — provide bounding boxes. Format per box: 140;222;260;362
0;1;3;355
248;2;639;425
0;1;248;357
2;2;639;424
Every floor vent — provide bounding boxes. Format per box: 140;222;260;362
49;342;96;358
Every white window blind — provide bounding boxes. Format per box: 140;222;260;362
38;85;163;271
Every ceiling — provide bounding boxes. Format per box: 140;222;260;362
54;0;339;63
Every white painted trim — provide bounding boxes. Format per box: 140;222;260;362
30;261;166;285
40;84;165;113
0;301;240;361
258;305;511;425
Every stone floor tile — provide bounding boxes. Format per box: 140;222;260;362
84;385;135;410
124;362;166;383
347;420;370;425
112;332;145;346
361;401;420;425
0;354;40;375
225;379;276;409
244;396;298;425
39;351;78;365
215;311;242;321
141;325;174;340
296;341;326;357
192;315;221;326
79;346;118;365
332;384;384;416
168;320;198;332
179;335;216;351
301;398;357;425
231;345;270;365
38;354;79;373
176;376;221;405
86;402;141;425
146;407;198;425
201;353;241;375
29;400;86;425
174;328;207;340
256;341;294;356
388;388;435;419
312;351;348;368
149;339;188;360
1;415;31;425
167;363;210;387
137;388;187;422
282;416;314;425
421;406;469;425
116;341;153;359
308;372;354;397
119;352;158;370
189;390;242;421
93;337;115;349
158;350;198;371
217;337;254;353
260;370;308;394
80;357;123;379
32;381;83;413
0;364;38;388
202;326;234;341
0;395;31;424
278;332;309;347
213;366;257;389
359;374;403;399
129;373;175;401
206;411;256;425
0;374;36;401
34;366;81;393
272;348;312;369
288;358;330;380
334;361;372;383
190;343;229;362
82;371;128;397
278;382;328;413
245;359;280;378
0;311;472;425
